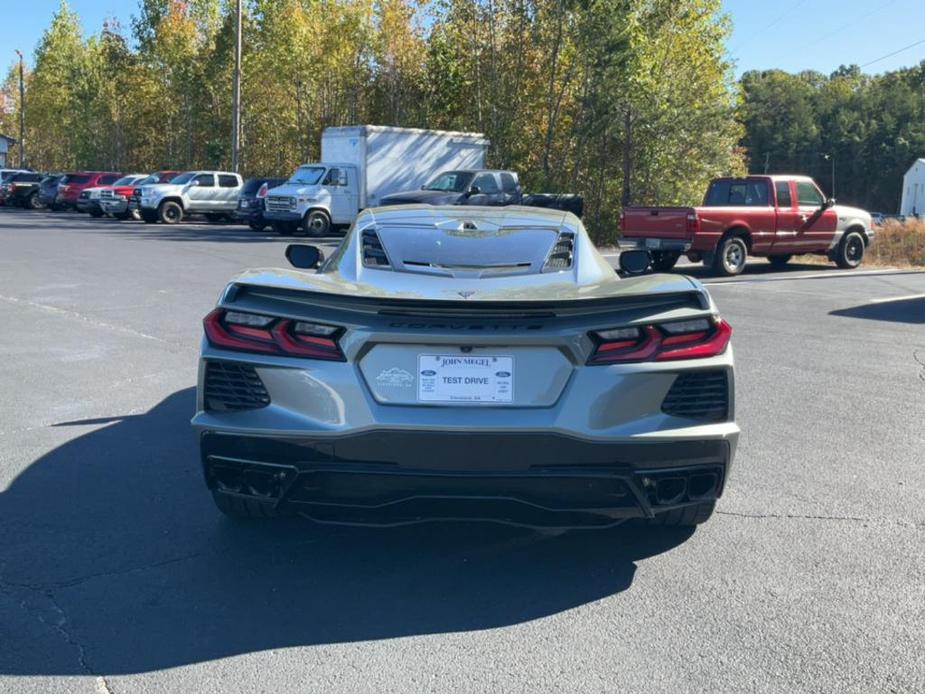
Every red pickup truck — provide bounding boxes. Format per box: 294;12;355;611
619;175;874;276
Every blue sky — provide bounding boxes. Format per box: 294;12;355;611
2;0;924;77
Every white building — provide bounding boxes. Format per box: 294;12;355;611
0;134;15;168
900;158;925;216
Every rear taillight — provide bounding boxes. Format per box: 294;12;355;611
588;318;731;364
686;212;700;236
203;309;345;361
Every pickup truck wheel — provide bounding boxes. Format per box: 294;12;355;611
303;210;331;237
713;236;748;276
27;193;42;210
648;501;715;527
835;231;865;269
212;491;285;519
768;254;792;267
650;251;681;272
158;200;183;224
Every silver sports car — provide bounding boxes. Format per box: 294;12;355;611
192;205;738;528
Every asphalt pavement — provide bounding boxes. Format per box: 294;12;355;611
1;208;923;694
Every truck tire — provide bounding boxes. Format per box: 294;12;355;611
27;193;42;210
650;251;681;272
834;231;865;269
211;491;282;519
302;210;331;237
158;200;183;224
712;235;748;276
648;501;715;527
768;254;792;267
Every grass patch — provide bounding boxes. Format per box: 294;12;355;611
866;219;925;267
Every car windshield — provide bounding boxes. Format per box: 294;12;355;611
288;166;325;185
137;175;158;185
63;174;91;185
112;176;138;186
423;171;475;192
169;172;196;184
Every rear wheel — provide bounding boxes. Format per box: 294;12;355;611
302;210;331;237
158;200;183;224
650;251;681;273
212;491;281;519
648;501;715;527
834;231;865;269
712;235;748;276
768;254;792;267
27;193;42;210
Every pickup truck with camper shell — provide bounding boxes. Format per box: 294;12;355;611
619;175;873;276
264;125;489;236
138;171;243;224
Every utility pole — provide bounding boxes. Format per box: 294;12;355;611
14;49;24;168
231;0;242;172
822;153;835;198
763;152;770;174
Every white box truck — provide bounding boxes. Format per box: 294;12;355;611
263;125;489;236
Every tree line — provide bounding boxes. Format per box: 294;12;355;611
2;0;922;239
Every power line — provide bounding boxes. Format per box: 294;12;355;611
729;0;810;53
860;36;925;68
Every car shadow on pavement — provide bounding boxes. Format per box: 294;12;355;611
829;297;925;324
0;388;694;676
676;261;834;280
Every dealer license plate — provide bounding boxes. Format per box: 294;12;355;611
645;238;661;249
418;354;513;403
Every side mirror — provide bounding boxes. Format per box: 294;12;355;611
467;185;481;196
618;250;650;275
188;179;199;187
285;244;323;269
824;197;836;208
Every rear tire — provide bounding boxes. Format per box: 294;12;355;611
302;210;331;238
834;231;865;269
712;235;748;276
648;501;715;527
768;254;792;267
212;491;280;519
27;193;42;210
650;251;681;272
158;200;183;224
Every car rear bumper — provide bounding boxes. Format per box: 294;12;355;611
200;430;732;528
619;237;692;253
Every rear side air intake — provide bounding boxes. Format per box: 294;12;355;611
543;231;575;271
204;360;271;411
361;227;390;268
661;370;729;421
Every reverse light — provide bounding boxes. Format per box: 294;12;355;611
588;318;731;364
686;212;700;236
203;309;345;361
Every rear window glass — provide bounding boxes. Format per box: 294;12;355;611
775;181;792;207
63;174;91;184
14;173;42;182
374;224;560;276
500;173;519;193
218;174;239;188
704;180;770;207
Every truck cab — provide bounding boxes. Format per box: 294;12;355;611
264;164;360;236
620;175;873;276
